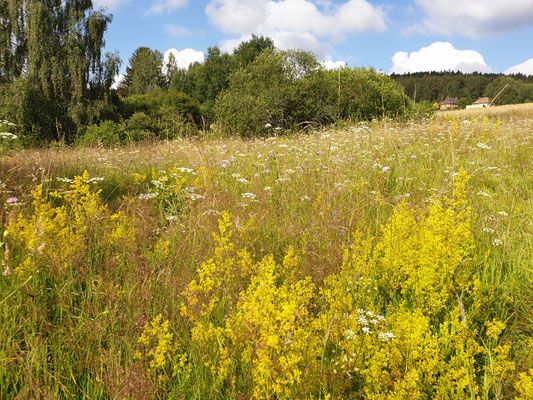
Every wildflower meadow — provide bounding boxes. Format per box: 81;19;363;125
1;109;532;398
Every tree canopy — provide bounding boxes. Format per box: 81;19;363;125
0;0;119;142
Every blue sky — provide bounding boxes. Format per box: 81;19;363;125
94;0;533;77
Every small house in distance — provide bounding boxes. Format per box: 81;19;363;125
440;98;458;110
466;97;491;109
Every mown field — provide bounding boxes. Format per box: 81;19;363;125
1;108;532;399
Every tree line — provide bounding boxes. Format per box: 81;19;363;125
0;2;411;146
391;72;533;107
2;2;530;147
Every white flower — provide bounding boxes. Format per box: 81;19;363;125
0;132;18;140
241;192;256;200
189;194;204;200
477;191;491;197
483;227;495;234
378;332;395;341
492;239;503;246
237;178;250;184
498;211;508;217
176;167;195;174
345;329;357;340
86;177;104;183
139;192;158;200
361;327;371;335
476;142;491;150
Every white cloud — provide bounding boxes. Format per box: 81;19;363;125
414;0;533;38
390;42;492;74
93;0;130;12
147;0;188;15
163;48;205;71
206;0;386;59
165;24;193;37
219;31;331;59
322;59;347;70
505;58;533;75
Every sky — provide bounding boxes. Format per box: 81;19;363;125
93;0;533;79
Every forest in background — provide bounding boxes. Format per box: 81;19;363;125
1;1;532;149
391;72;533;107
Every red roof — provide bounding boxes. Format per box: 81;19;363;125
473;97;490;104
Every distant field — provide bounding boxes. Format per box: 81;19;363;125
1;114;532;398
436;102;533;120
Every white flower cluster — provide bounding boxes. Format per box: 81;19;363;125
0;132;18;140
139;192;158;200
56;177;74;183
241;192;256;200
476;142;492;150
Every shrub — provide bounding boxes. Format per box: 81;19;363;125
125;112;157;141
78;120;126;147
215;50;410;136
0;119;20;154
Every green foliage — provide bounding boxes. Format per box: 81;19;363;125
215;49;290;136
334;67;408;120
120;47;164;96
0;118;19;153
125;112;157;141
392;71;533;105
408;100;437;119
78;120;126;147
170;36;275;119
483;76;533;105
216;50;409;136
233;34;275;67
0;1;119;143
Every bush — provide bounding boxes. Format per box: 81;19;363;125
0;119;20;154
125;112;157;141
215;50;411;136
77;120;126;147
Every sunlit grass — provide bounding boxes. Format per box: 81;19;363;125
1;113;532;398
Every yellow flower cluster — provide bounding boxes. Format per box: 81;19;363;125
136;314;190;385
9;171;105;277
373;169;474;313
8;171;134;278
149;170;519;397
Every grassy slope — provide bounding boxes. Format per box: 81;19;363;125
1;110;532;398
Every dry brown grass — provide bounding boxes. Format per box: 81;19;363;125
435;102;533;120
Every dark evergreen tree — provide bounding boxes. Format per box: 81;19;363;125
120;47;164;95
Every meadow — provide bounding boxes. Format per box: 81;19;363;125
0;108;532;398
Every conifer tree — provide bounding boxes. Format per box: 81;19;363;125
119;47;164;95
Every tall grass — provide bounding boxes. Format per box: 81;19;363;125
436;102;533;120
1;112;532;398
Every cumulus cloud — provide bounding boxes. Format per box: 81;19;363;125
390;42;492;74
163;48;205;71
322;59;347;70
206;0;387;59
147;0;188;15
505;58;533;75
93;0;130;11
165;24;193;37
414;0;533;38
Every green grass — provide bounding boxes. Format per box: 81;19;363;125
1;112;532;398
